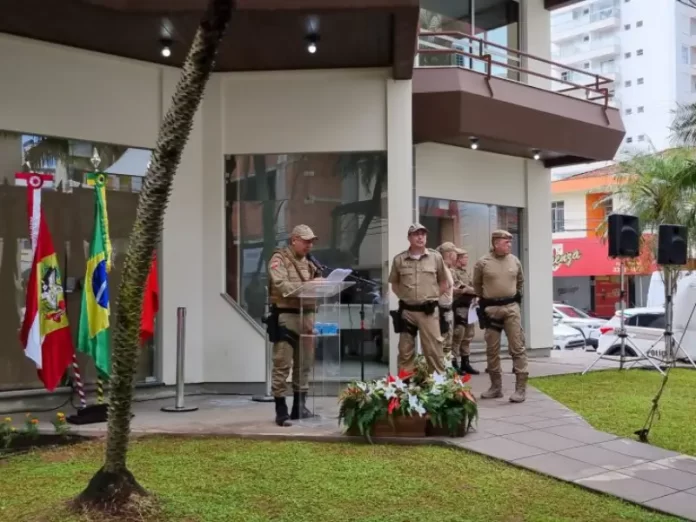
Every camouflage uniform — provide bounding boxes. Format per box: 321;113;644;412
473;229;528;403
451;252;479;375
436;242;458;360
267;225;321;425
388;224;449;374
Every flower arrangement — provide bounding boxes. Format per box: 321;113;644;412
1;417;18;449
23;413;40;439
338;355;478;439
51;412;70;436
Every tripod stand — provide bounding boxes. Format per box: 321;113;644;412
345;272;380;382
644;269;696;369
583;260;664;375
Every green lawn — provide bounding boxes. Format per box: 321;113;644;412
531;368;696;457
0;437;682;522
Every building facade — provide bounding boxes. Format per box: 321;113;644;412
0;0;623;398
551;166;655;316
552;0;696;154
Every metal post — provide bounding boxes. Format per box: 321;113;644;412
252;288;274;402
162;307;198;413
665;269;674;362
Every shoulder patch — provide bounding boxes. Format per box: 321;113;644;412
269;256;282;270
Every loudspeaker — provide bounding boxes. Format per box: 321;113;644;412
657;224;688;266
607;214;640;258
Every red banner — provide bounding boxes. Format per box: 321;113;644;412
594;276;620;317
552;236;656;277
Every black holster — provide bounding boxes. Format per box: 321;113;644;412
264;307;300;348
390;301;421;337
454;313;468;328
478;295;519;332
439;305;451;335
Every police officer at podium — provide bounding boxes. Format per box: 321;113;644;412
388;223;449;374
266;224;322;426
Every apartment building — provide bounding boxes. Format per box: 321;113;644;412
552;0;696;154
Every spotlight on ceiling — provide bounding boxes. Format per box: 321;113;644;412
160;39;172;58
469;137;479;150
306;33;319;54
532;149;541;161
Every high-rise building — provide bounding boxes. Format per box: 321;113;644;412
551;0;696;154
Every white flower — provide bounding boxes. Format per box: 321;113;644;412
356;382;367;391
431;372;446;386
393;378;407;391
407;394;426;416
384;385;397;400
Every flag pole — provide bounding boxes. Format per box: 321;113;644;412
15;165;86;408
91;149;107;407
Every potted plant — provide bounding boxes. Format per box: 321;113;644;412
339;355;477;440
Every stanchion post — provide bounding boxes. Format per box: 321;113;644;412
162;307;199;413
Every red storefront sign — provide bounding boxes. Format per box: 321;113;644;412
594;276;621;318
552;236;656;277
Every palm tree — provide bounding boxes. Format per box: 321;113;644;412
598;149;696;298
671;102;696;147
75;0;233;510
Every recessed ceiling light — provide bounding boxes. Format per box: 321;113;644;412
160;39;172;58
306;33;319;54
469;137;479;150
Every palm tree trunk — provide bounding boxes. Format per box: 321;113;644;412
76;0;233;509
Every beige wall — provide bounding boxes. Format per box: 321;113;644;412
415;143;553;351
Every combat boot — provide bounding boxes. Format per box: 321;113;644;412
509;372;528;403
290;392;315;420
274;397;292;427
451;357;460;374
480;371;503;399
460;356;480;375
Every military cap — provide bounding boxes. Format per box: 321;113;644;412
407;223;428;234
291;224;318;241
438;242;466;255
456;248;468;256
491;229;513;240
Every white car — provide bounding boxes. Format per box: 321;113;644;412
553;303;605;350
596;307;666;358
553;321;587;351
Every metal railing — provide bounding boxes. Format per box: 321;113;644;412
416;31;614;110
551;7;620;33
552;36;620;59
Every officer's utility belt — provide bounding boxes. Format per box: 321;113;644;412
477;294;521;332
389;300;439;337
453;294;474;310
262;305;314;346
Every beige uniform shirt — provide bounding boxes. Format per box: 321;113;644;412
268;247;319;309
439;265;455;307
453;267;475;295
388;248;448;305
473;253;524;300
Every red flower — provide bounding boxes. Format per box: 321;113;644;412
388;397;400;414
462;373;472;383
397;369;413;381
387;373;396;383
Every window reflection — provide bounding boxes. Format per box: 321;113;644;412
0;130;156;391
225;153;389;379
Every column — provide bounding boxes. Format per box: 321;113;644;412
520;0;551;90
385;79;414;375
522;159;553;356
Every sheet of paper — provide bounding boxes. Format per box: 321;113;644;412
468;304;479;325
325;268;352;283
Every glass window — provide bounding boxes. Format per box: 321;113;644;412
682;45;690;65
0;130;156;391
225;152;389;379
637;77;644;85
638;313;665;329
551;201;565;233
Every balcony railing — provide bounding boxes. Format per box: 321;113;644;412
417;32;614;109
552;36;620;59
551;7;620;33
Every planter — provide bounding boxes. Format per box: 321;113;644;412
345;414;428;438
425;419;467;438
1;433;90;458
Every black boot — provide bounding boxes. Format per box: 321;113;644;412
274;397;292;427
451;357;460;373
290;392;315;420
460;356;480;375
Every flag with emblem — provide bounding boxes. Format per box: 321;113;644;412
78;172;112;378
19;213;75;392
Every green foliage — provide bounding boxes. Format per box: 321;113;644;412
23;413;40;440
0;417;18;449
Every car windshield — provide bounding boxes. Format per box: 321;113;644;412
556;305;589;319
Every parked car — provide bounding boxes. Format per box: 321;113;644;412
553;320;586;351
596;307;666;358
553;303;605;349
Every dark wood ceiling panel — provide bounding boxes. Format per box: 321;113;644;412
0;0;419;78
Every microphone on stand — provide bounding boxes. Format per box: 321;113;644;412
307;253;329;275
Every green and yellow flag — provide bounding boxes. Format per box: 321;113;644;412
77;172;112;378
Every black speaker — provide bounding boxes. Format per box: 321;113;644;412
607;214;640;258
657;224;688;266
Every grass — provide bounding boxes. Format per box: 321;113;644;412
531;368;696;456
0;436;683;522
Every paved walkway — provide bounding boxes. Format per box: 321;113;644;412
23;351;696;521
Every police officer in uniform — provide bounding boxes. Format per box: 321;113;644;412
267;224;322;426
473;230;527;403
451;249;480;375
388;224;449;374
436;242;458;362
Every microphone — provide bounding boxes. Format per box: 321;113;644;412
307;253;327;272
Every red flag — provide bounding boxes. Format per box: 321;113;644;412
19;215;75;391
140;252;159;345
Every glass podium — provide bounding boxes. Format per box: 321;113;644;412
284;280;354;425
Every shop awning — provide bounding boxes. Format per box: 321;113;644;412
552;236;656;277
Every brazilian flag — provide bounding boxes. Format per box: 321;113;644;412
78;172;112;378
